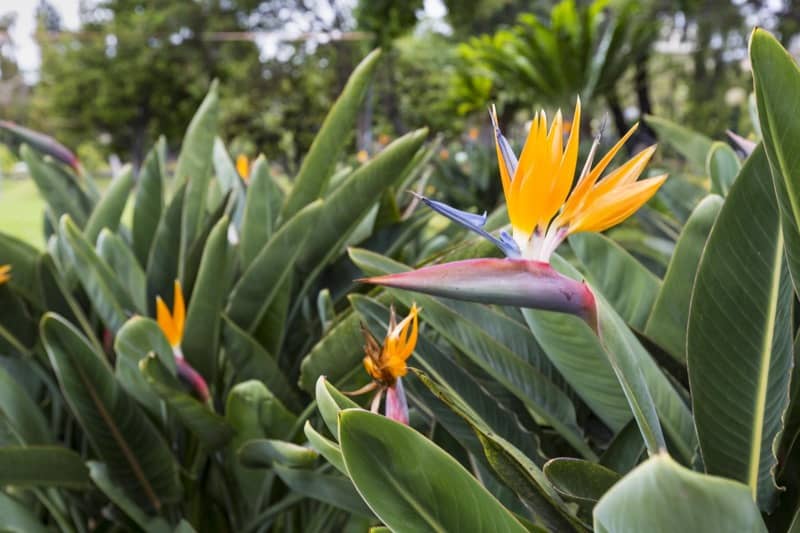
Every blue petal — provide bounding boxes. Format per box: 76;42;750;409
414;193;520;258
489;107;518;178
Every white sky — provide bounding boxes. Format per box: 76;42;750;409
0;0;81;81
1;0;447;82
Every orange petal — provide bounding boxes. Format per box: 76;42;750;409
585;145;657;202
569;174;668;234
560;122;639;224
156;296;178;347
236;155;250;181
542;100;581;226
172;280;185;345
0;264;10;284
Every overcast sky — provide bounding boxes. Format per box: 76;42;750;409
0;0;81;81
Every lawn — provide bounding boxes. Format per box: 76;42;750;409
0;177;46;249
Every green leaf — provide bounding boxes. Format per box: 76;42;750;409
140;355;233;450
226;200;321;332
687;144;792;510
133;138;166;266
0;365;52;445
146;184;185;315
238;439;318;468
182;215;229;381
21;144;89;227
0;491;50;533
751;28;800;297
221;316;298;411
42;313;181;510
273;463;373;517
97;229;147;313
225;380;296;513
304;421;346;474
114;316;175;417
178;80;219;272
281;49;381;220
707;142;740;196
644;195;723;361
240;155;280;269
523;256;694;462
593;454;767;533
569;233;661;330
645;115;714;171
298;310;366;394
297;129;428;272
315;376;360;440
543;458;620;509
414;370;581;532
88;461;171;533
59;215;135;333
0;233;40;300
0;446;90;489
599;421;645;475
349;248;591;458
339;409;527;532
84;165;134;245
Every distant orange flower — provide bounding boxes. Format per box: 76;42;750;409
0;264;10;285
378;133;391;145
468;127;480;140
439;148;450;160
357;149;369;163
236;154;250;183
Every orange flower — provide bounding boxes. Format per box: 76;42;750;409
236;154;250;183
156;280;185;348
0;264;10;285
490;98;666;260
356;149;369;163
362;304;420;386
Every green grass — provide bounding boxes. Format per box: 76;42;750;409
0;178;46;249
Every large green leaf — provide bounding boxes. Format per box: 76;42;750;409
273;463;373;517
0;491;49;533
524;256;694;462
114;316;174;417
0;366;52;445
751;29;800;296
339;409;528;532
298;310;367;394
42;313;181;510
240;155;280;269
593;454;767;533
226;200;321;332
140;355;233;450
644;195;723;361
281;49;381;220
238;439;318;468
97;229;147;313
0;446;90;489
349;249;591;458
132;137;166;266
21;144;89;227
59;216;135;333
146;184;185;315
182;215;229;381
84;165;134;245
178;80;219;272
707;142;740;196
687;144;792;510
645;115;714;171
543;458;620;518
221;316;298;411
414;370;582;532
88;461;171;533
570;233;661;330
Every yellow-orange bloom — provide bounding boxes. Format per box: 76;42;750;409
356;149;369;163
362;304;420;386
156;280;185;348
490;99;667;260
0;264;10;285
236;154;250;182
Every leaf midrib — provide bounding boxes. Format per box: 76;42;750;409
747;231;784;499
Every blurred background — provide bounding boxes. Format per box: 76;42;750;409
0;0;796;244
